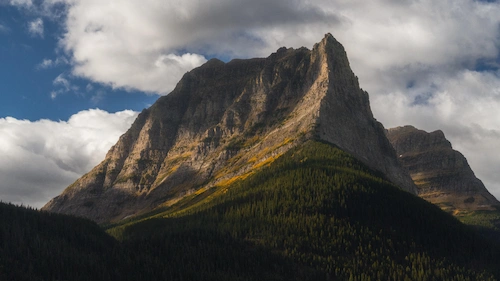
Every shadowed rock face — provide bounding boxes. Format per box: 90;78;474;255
43;34;416;223
387;125;499;213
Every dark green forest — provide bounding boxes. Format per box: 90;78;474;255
2;141;500;280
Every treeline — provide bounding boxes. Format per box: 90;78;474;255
2;140;500;280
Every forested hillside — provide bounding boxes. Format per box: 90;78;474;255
0;202;126;280
2;141;499;280
111;140;500;280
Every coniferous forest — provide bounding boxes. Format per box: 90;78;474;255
1;141;500;280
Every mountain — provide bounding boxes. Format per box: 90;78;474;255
386;125;500;213
43;34;416;223
9;34;500;279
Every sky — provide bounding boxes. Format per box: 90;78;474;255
0;0;499;208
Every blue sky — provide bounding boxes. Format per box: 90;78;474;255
0;4;157;121
1;0;500;207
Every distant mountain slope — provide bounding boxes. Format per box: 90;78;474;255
43;34;415;223
386;125;500;213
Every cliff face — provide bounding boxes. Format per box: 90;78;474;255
43;34;416;223
387;125;499;213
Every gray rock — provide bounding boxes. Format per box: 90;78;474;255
43;34;416;223
387;125;500;213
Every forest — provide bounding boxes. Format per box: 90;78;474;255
1;140;499;280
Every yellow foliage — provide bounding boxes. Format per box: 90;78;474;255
217;173;251;187
252;154;280;170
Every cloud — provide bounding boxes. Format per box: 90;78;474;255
16;0;495;94
36;57;68;69
53;73;71;90
37;59;54;69
0;109;139;208
8;0;500;200
50;73;79;99
9;0;33;7
28;18;43;37
21;0;338;94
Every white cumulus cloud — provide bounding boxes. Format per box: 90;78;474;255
0;109;138;208
27;0;339;94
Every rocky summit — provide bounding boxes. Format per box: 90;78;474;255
387;125;499;213
43;34;416;223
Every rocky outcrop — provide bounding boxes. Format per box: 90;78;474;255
387;125;499;213
43;34;416;223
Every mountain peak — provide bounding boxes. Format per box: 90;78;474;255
43;35;416;223
321;32;337;44
314;33;345;56
388;126;451;152
387;126;499;212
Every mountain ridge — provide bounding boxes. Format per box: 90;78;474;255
43;34;416;223
387;125;500;213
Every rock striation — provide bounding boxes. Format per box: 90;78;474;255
43;34;416;223
387;125;499;213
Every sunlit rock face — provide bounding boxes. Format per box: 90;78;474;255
43;34;416;223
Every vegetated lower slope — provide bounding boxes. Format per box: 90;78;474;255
2;202;323;281
456;208;500;244
108;140;500;280
0;202;124;281
2;141;499;280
